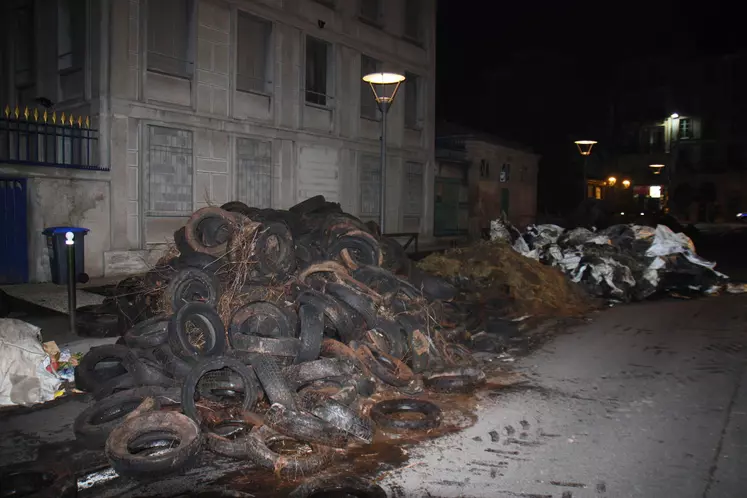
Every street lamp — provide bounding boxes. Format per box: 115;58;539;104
574;140;597;200
607;176;617;186
649;164;665;175
362;71;406;231
670;112;679;119
622;179;631;188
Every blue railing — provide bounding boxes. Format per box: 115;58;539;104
0;106;107;171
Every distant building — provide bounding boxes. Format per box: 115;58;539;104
435;124;539;238
594;53;747;223
0;0;436;283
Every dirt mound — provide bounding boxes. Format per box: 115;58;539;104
418;241;595;318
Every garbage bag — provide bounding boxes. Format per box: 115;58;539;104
0;319;60;406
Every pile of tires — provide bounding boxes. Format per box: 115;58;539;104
70;195;483;484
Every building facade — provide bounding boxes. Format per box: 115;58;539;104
435;127;539;237
0;0;436;283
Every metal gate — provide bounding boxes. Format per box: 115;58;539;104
0;178;29;284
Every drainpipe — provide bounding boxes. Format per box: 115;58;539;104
99;0;112;247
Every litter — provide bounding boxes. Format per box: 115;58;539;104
0;319;61;406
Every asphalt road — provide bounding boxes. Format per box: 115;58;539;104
381;294;747;497
2;295;746;497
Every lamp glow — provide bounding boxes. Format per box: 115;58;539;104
574;140;597;156
622;179;631;188
607;176;617;186
670;113;679;119
650;186;662;198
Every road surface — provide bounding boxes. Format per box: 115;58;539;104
381;294;747;497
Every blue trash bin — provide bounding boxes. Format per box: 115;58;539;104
42;226;89;285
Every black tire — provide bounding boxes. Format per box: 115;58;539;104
407;267;458;301
370;398;442;431
379;236;408;274
166;267;221;313
247;354;297;410
253;221;296;281
326;234;380;269
181;357;261;425
298;376;360;407
184;207;237;256
176;251;222;274
423;367;486;393
124;315;170;349
320;338;369;376
352;265;401;294
236;425;334;475
75;345;130;393
220;201;254;216
0;464;77;498
229;301;295;339
368;317;407;359
230;335;301;358
151;343;193;379
325;282;378;329
397;314;430;373
295;303;324;364
288;476;387;498
289;195;327;215
92;373;138;400
174;226;194;256
298;391;374;443
125;351;179;388
168;302;226;364
264;403;349;448
356;345;413;387
105;411;202;478
73;386;170;448
204;419;262;458
76;304;120;338
297;289;358;343
283;358;357;390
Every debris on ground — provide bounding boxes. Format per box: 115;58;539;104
492;219;735;302
27;196;489;493
0;319;61;406
418;240;594;319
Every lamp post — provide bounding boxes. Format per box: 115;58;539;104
362;71;406;232
574;140;597;200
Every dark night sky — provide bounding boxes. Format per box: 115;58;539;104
436;0;747;211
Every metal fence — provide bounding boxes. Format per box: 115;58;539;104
0;105;105;171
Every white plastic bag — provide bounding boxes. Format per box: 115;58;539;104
0;319;60;406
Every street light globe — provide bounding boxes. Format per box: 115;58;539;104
362;72;406;105
649;164;665;175
574;140;597;156
622;179;631;188
670;113;679;119
362;72;406;85
607;176;617;186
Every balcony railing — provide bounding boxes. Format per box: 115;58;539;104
0;105;106;171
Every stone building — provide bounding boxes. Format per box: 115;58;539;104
0;0;435;283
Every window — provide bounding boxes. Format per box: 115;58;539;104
404;71;422;129
679;118;692;139
147;126;193;216
147;0;195;78
404;162;424;232
360;0;381;25
57;0;86;101
14;0;35;104
500;163;511;182
237;12;272;94
305;36;332;106
359;153;381;223
642;125;664;153
360;55;380;119
479;159;490;178
236;138;272;208
403;0;422;42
